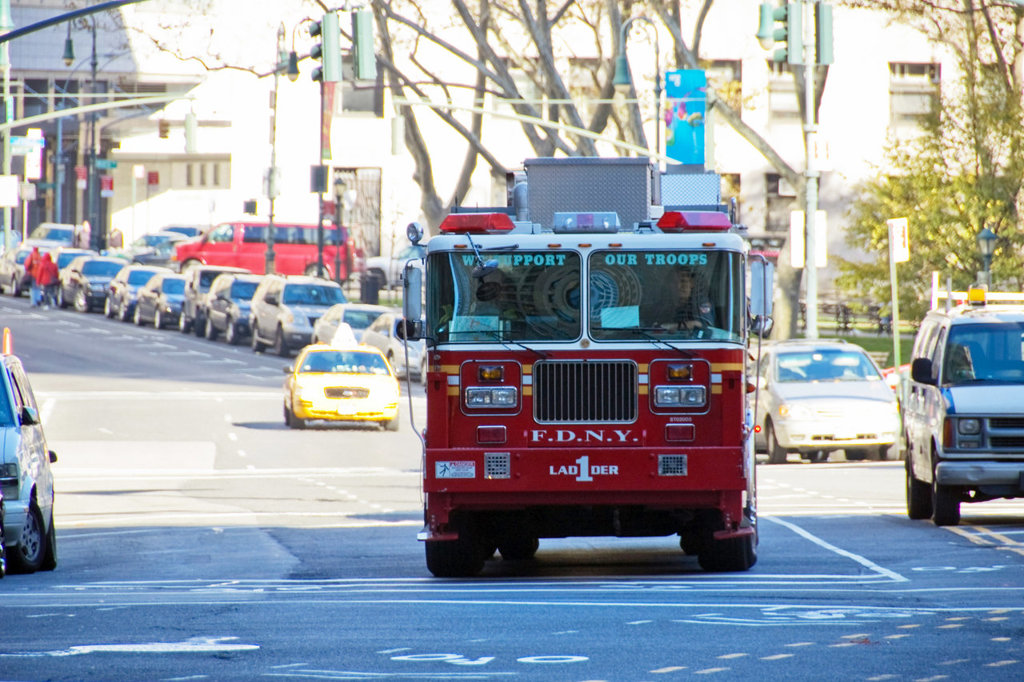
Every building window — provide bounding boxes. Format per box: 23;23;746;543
199;163;207;186
889;62;939;126
765;172;795;233
213;163;220;186
185;164;193;187
706;60;742;110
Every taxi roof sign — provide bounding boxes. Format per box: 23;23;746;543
967;285;987;306
2;327;12;355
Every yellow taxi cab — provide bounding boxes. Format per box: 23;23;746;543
283;342;401;431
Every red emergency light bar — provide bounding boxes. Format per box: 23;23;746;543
439;212;516;234
657;211;732;232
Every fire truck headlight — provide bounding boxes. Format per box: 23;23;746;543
654;385;706;408
466;386;518;408
958;418;981;435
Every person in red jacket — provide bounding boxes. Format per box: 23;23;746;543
23;246;41;306
34;253;59;309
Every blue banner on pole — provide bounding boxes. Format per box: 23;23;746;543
664;70;707;165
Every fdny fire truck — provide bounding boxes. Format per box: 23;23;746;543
401;157;773;577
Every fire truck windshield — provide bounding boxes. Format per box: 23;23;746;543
589;250;744;342
429;250;582;343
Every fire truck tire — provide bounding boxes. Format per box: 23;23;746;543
497;536;539;561
766;422;788;464
698;533;757;573
906;455;932;520
425;538;486;578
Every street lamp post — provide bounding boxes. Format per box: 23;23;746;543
86;18;99;250
977;226;996;287
1;0;13;252
612;16;662;163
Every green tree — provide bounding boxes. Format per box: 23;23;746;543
838;0;1024;322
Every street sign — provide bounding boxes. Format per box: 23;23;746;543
9;135;44;156
95;159;118;170
887;217;910;263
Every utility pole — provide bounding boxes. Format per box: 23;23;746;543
1;0;12;251
802;1;819;338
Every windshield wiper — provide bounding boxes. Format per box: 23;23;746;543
449;329;548;359
602;326;697;358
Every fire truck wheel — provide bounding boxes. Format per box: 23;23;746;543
497;535;539;561
766;422;788;464
423;536;487;573
698;533;757;573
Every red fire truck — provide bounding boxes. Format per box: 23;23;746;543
402;158;773;577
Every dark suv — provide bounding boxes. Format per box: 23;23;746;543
904;292;1024;526
203;273;263;344
58;255;126;312
250;275;346;356
178;265;250;336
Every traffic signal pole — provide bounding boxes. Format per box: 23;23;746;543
802;1;819;338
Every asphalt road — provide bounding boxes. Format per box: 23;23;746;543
1;295;1024;681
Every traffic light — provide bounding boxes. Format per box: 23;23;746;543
816;2;834;65
351;9;377;81
756;1;803;65
310;11;341;83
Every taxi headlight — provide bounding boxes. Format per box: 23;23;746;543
654;385;706;408
465;386;518;408
958;418;981;435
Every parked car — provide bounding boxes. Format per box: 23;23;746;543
360;311;428;384
133;272;187;329
904;290;1024;526
312;303;396;345
173;221;357;281
159;225;206;239
177;264;250;335
0;327;57;573
53;246;99;272
26;222;76;247
124;231;188;269
363;242;427;289
0;243;48;297
57;255;127;312
752;339;900;464
104;264;169;322
250;275;347;357
203;273;263;344
283;343;400;431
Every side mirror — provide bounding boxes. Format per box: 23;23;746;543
396;318;422;341
21;405;39;426
911;358;935;385
283;365;293;374
265;293;278;306
403;264;423;330
749;315;774;338
48;450;57;464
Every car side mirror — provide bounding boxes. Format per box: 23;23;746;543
911;358;935;385
20;405;39;426
396;318;421;341
48;450;57;464
749;315;774;338
283;365;293;374
265;293;278;306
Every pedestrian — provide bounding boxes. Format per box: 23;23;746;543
23;246;42;306
34;252;59;309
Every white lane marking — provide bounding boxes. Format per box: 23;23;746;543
0;636;258;657
764;516;907;582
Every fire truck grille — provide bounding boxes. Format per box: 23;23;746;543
658;455;689;476
533;360;638;423
484;452;511;479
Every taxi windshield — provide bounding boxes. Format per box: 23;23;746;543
299;350;391;375
427;250;581;343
